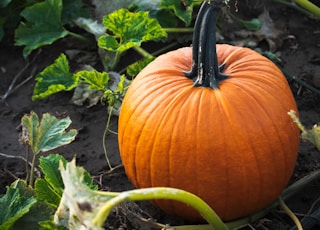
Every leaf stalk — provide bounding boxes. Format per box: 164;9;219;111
92;187;228;230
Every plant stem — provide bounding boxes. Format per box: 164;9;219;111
93;187;228;230
279;197;303;230
29;154;37;187
163;27;194;33
294;0;320;17
25;146;30;182
272;0;317;17
184;0;228;89
102;107;113;170
110;52;121;70
133;46;154;59
67;31;93;44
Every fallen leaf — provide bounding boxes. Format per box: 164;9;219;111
253;8;286;51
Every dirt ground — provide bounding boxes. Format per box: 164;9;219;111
0;1;320;229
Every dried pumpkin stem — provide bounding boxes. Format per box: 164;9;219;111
185;0;228;89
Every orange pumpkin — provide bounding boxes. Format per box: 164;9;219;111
118;0;300;222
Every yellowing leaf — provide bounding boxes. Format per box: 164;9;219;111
32;53;78;100
21;111;77;155
76;70;109;91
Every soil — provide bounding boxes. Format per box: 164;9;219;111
0;1;320;229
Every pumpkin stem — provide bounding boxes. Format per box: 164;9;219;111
185;0;228;89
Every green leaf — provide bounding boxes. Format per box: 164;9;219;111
1;180;55;230
12;201;55;230
159;0;201;26
35;154;67;208
151;9;178;28
61;0;88;25
75;70;110;91
98;8;167;53
20;111;78;155
0;186;37;230
32;53;78;100
54;158;116;229
15;0;69;57
126;56;155;77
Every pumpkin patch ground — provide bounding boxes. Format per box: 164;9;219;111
1;1;320;229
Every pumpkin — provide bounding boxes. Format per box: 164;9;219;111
118;0;300;222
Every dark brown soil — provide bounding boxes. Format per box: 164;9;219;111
1;1;320;229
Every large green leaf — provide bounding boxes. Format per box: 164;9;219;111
12;201;55;230
35;154;97;207
32;53;78;100
21;111;78;155
98;8;167;53
15;0;68;57
35;154;67;208
0;185;37;230
159;0;201;26
0;180;55;230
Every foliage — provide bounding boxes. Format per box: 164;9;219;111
159;0;202;25
14;0;69;57
0;154;98;230
98;9;167;53
32;54;78;101
21;111;78;155
0;181;37;230
4;0;88;57
20;111;77;187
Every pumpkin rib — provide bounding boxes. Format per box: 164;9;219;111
212;90;233;218
121;53;196;189
214;89;264;217
170;88;204;214
147;87;202;215
220;80;294;179
120;79;191;187
194;90;209;212
134;86;186;188
212;75;299;217
223;72;298;153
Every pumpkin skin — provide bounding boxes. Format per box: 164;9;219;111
118;44;300;221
